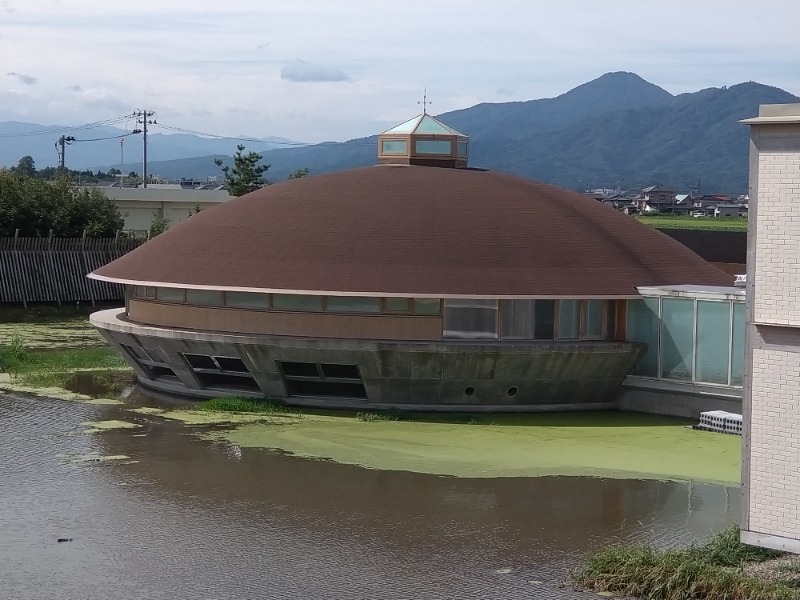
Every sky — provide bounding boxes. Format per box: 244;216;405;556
1;0;799;143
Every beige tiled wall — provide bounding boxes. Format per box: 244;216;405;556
748;348;800;540
753;132;800;326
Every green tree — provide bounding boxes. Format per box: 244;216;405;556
287;167;309;180
15;155;36;178
0;170;124;237
214;145;271;196
147;215;170;239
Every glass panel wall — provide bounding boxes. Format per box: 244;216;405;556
224;291;268;309
415;139;451;154
413;298;441;315
730;302;745;386
155;287;184;303
499;300;557;340
660;298;694;381
501;300;536;339
534;300;556;339
185;289;222;306
558;300;579;339
272;294;323;312
326;296;381;313
443;299;498;339
626;299;659;377
627;294;745;387
695;301;731;384
582;299;605;339
385;298;410;313
381;139;408;155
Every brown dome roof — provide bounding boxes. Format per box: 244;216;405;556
92;165;731;297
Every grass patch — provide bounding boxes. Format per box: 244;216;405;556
636;215;748;231
693;525;781;566
199;396;300;416
356;411;400;422
0;336;128;388
573;525;797;600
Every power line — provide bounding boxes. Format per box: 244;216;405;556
72;131;142;143
0;115;134;138
1;112;379;148
155;122;378;147
154;123;309;146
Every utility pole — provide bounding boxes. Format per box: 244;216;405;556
55;135;75;171
133;109;156;188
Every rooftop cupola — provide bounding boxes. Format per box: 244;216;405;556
378;109;469;168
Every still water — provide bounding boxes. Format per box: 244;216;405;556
1;391;738;600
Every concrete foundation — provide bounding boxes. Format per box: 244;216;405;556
92;308;642;411
618;376;742;419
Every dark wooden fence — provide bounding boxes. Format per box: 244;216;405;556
0;234;144;306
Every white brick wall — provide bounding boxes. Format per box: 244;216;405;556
749;348;800;540
753;134;800;326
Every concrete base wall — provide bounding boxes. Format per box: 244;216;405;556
92;308;642;411
618;377;742;418
92;308;746;415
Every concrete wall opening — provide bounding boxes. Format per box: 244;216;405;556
120;343;179;382
180;352;260;393
279;361;367;399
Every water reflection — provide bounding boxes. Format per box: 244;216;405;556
0;392;739;600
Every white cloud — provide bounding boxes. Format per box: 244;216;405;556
281;61;350;83
0;0;797;142
7;71;36;84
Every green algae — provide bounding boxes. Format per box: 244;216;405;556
128;407;167;416
82;419;142;433
0;321;105;350
133;407;301;427
0;373;125;405
197;411;741;484
0;336;131;404
59;452;137;464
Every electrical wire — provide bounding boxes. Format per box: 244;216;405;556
155;123;377;147
154;123;309;146
72;131;141;143
0;115;135;138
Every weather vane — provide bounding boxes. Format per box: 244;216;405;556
418;87;432;114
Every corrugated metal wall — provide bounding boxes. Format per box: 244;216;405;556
0;237;143;305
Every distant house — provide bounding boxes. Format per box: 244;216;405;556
715;204;742;218
673;193;692;216
638;185;676;212
689;194;732;217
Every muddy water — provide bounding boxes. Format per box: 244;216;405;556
0;391;739;600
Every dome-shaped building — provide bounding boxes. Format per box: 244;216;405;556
90;113;731;410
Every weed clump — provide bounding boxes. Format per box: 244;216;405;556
356;411;401;422
200;397;299;416
573;525;798;600
0;336;127;387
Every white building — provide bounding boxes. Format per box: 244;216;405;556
94;185;231;235
740;103;800;553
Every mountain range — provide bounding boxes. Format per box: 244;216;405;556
3;72;798;192
0;121;301;172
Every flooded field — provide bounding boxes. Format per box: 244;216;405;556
1;389;740;600
0;316;745;599
0;319;104;349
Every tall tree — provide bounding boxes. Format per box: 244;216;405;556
214;145;271;196
287;167;309;180
15;155;36;178
0;170;124;237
